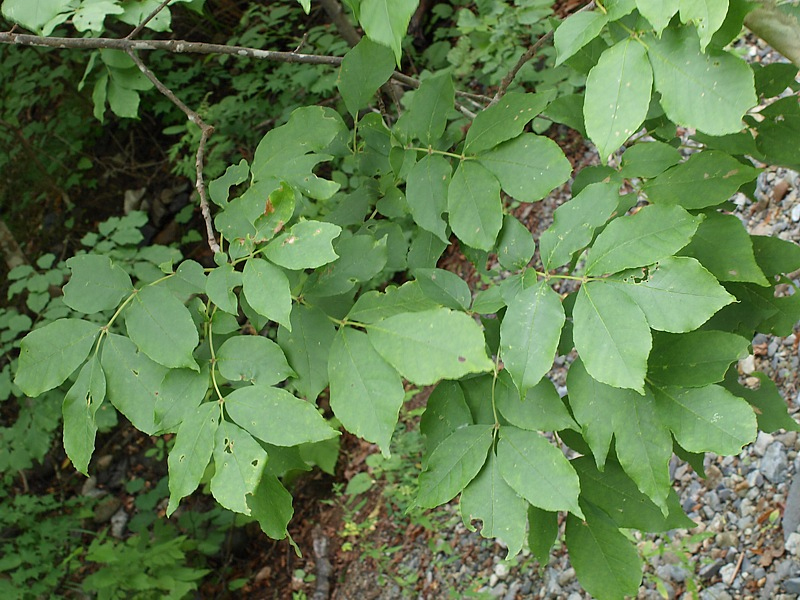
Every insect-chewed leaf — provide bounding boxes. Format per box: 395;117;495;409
247;473;294;540
566;503;643;600
585;204;701;276
447;161;502;251
63;254;132;314
465;91;555;153
62;356;105;475
167;402;219;516
496;426;583;517
460;451;527;559
678;0;728;51
155;366;209;434
209;159;249;207
584;38;652;162
265;220;342;270
573;282;651;393
539;182;619;271
652;384;757;455
609;256;735;333
500;280;565;396
211;420;267;515
224;385;337;447
646;27;756;136
242;258;292;330
278;305;337;401
125;285;199;371
216;336;294;387
477;134;571;203
367;308;494;385
328;328;404;456
101;333;166;435
15;318;101;397
416;424;493;508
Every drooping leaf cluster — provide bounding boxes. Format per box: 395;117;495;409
5;0;800;597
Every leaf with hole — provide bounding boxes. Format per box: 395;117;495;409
211;420;267;515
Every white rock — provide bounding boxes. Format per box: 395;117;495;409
785;532;800;555
494;562;509;579
792;203;800;222
740;354;756;375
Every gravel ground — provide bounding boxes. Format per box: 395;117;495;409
329;40;800;600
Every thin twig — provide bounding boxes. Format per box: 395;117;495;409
491;1;596;105
126;0;174;40
124;49;220;254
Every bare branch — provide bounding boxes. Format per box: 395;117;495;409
126;0;174;40
491;1;595;105
124;49;220;254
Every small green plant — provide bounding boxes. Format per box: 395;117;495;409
640;531;715;599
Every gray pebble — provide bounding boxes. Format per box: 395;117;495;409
785;532;800;556
557;567;576;586
761;442;789;483
699;559;725;580
783;577;800;595
701;583;732;600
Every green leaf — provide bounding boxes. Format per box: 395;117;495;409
278;305;338;399
242;258;292;330
420;381;473;458
619;141;681;179
646;27;756;135
566;503;643;600
168;260;207;298
15;319;100;397
609;256;735;333
416;424;493;508
63;254;132;314
554;11;609;66
347;281;439;324
414;268;471;311
101;333;167;435
368;308;494;385
251;106;344;200
167;402;220;516
224;385;337;447
211;420;267;515
679;0;729;50
460;374;498;425
447;160;502;251
1;0;71;33
216;336;294;386
644;151;760;209
62;356;105;475
752;235;800;278
338;37;396;116
648;330;749;388
465;91;555;154
753;96;800;170
460;451;527;559
155;366;209;434
477;134;572;203
359;0;419;64
496;370;578;432
635;0;679;34
206;263;242;315
209;159;249;207
405;154;451;243
265;221;342;270
539;182;620;271
278;305;337;401
125;285;199;371
528;506;559;563
396;71;454;144
584;38;653;161
328;328;405;456
573;457;694;532
568;357;672;511
585;204;701;276
652;384;757;455
604;0;636;20
573;282;651;393
722;371;800;434
500;280;565;395
305;234;388;297
247;473;294;540
681;211;769;285
496;215;536;270
496;426;583;517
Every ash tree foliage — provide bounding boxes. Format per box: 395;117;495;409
5;0;800;597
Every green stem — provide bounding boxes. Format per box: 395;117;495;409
206;304;225;403
407;146;471;161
